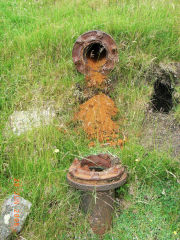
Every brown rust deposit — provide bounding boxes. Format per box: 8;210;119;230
85;58;106;87
75;93;120;143
74;40;124;147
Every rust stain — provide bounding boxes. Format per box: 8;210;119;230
75;58;125;146
73;30;124;147
85;58;107;87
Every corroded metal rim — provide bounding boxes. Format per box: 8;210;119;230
67;154;127;191
69;159;124;181
72;30;118;75
67;171;127;191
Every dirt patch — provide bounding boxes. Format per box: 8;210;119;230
140;111;180;159
142;62;180;157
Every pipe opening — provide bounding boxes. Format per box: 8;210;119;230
84;42;107;63
81;154;111;170
151;79;173;113
89;166;106;172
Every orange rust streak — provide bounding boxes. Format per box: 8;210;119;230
75;55;124;147
86;58;106;87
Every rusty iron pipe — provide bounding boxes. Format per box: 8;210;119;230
80;190;115;235
67;154;127;235
72;30;118;75
69;31;126;235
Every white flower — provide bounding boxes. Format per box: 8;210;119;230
54;149;59;153
162;189;166;195
135;159;140;162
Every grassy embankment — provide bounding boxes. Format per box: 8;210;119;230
0;0;179;239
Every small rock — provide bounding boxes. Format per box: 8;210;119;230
0;194;32;240
5;106;56;136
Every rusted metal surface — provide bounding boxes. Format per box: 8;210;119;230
69;31;126;235
67;172;127;191
72;30;118;75
67;154;127;191
80;191;115;235
81;153;112;168
67;154;127;235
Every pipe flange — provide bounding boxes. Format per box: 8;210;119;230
67;154;127;191
72;30;118;75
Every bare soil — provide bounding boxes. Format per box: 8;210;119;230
140;111;180;159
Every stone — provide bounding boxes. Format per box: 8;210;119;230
0;194;32;240
5;106;56;136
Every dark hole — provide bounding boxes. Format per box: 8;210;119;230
84;43;107;62
89;166;106;172
151;80;173;113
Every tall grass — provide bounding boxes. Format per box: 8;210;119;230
0;0;179;239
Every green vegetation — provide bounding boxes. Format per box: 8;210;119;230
0;0;179;239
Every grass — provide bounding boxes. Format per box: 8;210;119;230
0;0;180;239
